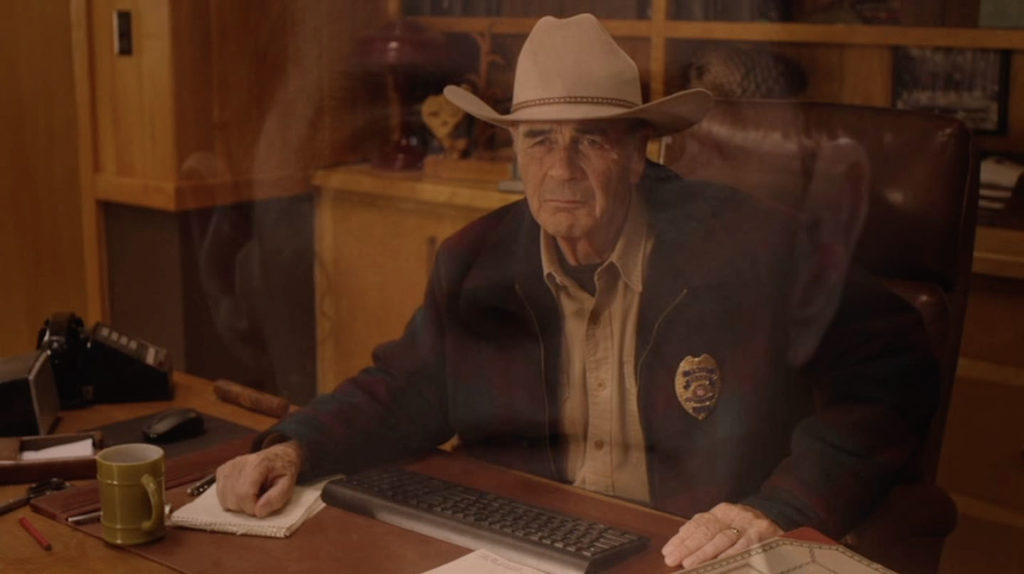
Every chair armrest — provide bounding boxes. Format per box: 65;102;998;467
842;484;957;574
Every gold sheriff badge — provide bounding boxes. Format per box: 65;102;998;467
674;354;721;420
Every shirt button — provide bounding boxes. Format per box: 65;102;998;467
593;439;605;451
596;381;607;392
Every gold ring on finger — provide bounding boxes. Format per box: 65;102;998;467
724;527;741;538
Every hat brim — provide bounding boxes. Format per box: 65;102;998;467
443;85;714;137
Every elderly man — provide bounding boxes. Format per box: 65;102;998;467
216;14;936;569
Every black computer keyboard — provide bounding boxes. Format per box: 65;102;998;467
321;468;649;573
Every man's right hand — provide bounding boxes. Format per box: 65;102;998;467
215;440;303;517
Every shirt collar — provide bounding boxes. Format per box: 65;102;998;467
540;192;649;293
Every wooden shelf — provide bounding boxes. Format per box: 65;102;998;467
662;21;1024;49
93;172;312;212
415;16;1024;49
957;357;1024;389
414;16;648;37
313;164;520;213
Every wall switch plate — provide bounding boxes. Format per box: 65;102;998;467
113;10;132;56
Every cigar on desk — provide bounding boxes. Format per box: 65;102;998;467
213;379;290;418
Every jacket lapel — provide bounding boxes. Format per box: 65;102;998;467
636;163;725;359
455;202;564;479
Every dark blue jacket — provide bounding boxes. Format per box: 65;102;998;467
271;163;937;538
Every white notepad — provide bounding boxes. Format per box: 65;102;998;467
169;477;332;538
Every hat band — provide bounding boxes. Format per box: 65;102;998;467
510;95;638;113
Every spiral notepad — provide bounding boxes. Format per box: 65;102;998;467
169;478;332;538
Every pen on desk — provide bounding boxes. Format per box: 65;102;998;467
188;473;217;497
19;516;52;551
67;509;102;525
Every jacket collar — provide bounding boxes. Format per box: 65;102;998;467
539;189;650;295
458;161;725;326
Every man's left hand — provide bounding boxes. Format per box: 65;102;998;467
661;502;783;569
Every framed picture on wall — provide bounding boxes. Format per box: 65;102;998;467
892;46;1010;134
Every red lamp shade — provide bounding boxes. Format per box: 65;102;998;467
357;20;447;170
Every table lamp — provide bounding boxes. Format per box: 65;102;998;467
357;19;446;170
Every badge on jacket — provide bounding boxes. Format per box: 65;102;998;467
675;354;720;420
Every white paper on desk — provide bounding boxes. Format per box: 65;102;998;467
168;477;333;538
422;549;548;574
677;538;896;574
19;438;94;460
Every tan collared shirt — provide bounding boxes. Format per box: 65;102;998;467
540;194;653;504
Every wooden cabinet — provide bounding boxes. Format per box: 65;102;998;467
68;1;389;400
71;0;389;321
313;165;517;393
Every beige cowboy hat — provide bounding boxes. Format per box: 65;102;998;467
443;13;713;136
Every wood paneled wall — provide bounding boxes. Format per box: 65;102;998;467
81;0;388;190
0;1;86;357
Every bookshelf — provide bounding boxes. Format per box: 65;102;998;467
415;15;1024;48
402;2;1024;153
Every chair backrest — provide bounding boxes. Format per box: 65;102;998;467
662;99;978;481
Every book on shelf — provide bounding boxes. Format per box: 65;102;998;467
403;0;432;16
980;0;1024;28
561;1;648;19
671;0;786;22
672;0;711;20
429;0;464;16
501;1;552;17
981;156;1024;189
977;155;1024;226
979;197;1009;211
405;0;501;16
463;0;502;16
981;186;1014;201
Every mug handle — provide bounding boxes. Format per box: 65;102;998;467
140;474;163;533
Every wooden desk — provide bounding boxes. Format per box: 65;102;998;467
0;372;687;574
0;372;277;574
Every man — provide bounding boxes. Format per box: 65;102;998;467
216;14;936;569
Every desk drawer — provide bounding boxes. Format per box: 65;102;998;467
937;377;1024;514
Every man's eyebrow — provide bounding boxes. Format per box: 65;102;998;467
521;127;552;139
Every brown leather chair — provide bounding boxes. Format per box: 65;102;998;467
663;99;978;574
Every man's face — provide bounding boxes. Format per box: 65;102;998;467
513;120;647;261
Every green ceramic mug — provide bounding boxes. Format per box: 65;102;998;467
96;443;166;545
